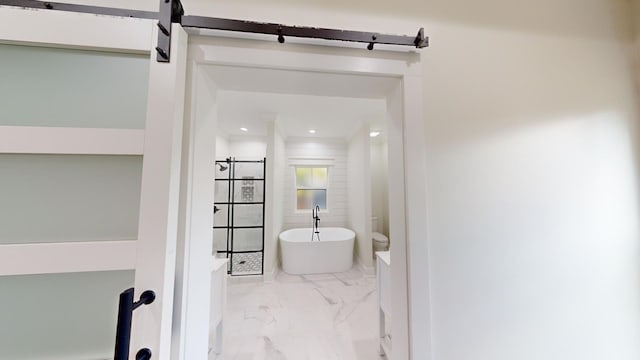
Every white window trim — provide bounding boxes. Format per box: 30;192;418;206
289;157;334;213
287;156;334;167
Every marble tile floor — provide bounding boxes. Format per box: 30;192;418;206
216;267;387;360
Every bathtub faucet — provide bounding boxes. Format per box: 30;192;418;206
312;204;321;241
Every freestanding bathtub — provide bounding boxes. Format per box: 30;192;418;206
279;227;355;275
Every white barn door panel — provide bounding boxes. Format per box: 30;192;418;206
0;7;187;360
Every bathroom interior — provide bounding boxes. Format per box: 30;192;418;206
206;65;394;358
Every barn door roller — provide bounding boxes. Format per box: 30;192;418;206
0;0;429;62
155;0;183;62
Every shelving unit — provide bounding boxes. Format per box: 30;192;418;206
214;157;266;276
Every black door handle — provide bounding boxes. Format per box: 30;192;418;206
136;348;152;360
114;288;155;360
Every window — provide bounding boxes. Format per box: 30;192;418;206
295;167;328;210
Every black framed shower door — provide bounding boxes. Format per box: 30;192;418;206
213;157;266;276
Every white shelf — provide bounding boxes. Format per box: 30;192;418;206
0;240;137;276
0;126;144;155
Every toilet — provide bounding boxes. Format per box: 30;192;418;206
371;217;389;252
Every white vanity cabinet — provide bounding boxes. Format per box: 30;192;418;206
209;257;229;359
376;251;391;357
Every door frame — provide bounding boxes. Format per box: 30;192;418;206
179;34;432;359
0;7;432;356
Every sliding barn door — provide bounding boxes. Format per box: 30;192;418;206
0;8;187;360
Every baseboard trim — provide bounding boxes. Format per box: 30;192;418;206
356;258;375;276
264;265;279;282
228;274;264;284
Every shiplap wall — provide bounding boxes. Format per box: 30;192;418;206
282;138;348;230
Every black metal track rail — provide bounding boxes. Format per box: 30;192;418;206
215;202;264;205
0;0;158;19
182;16;428;49
214;225;264;229
0;0;428;62
216;249;264;254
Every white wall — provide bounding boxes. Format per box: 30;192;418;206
227;137;267;160
421;14;640;360
216;136;266;162
282;138;348;229
370;138;389;237
173;62;218;360
264;121;285;278
215;135;229;160
272;129;286;273
347;126;372;267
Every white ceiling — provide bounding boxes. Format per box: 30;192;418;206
216;91;386;138
202;65;396;139
204;65;399;99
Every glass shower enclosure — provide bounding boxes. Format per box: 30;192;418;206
213;157;266;276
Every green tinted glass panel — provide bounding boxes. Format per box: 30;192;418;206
295;167;312;188
296;189;327;210
0;154;142;244
312;167;328;187
0;270;134;360
0;44;149;129
296;167;328;188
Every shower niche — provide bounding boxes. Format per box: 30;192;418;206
214;158;266;276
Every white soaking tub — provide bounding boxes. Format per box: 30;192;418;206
279;227;355;275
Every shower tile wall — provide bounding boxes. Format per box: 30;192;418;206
283;139;348;230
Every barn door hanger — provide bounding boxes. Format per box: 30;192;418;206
155;0;183;62
0;0;429;63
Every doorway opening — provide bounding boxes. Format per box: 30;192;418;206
180;35;428;360
207;62;392;359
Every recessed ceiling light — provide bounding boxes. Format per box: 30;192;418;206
370;131;381;137
308;129;316;134
240;127;248;132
